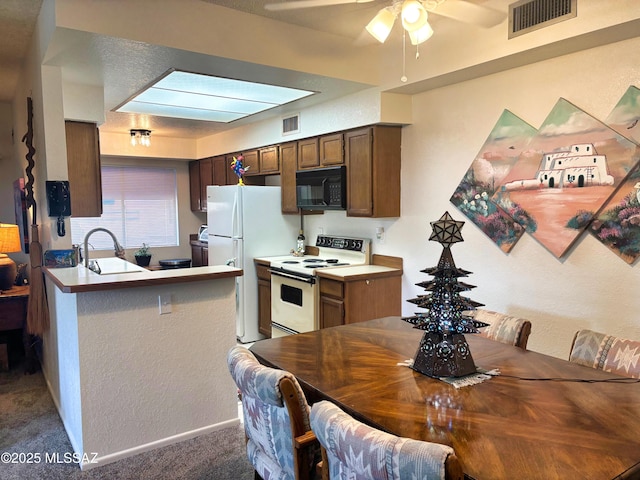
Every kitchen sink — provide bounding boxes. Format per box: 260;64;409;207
86;258;147;275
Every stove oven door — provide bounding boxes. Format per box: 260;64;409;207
271;270;318;337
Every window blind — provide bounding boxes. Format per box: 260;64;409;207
71;165;178;250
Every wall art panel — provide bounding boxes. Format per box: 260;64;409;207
589;86;640;264
493;98;640;258
450;110;538;253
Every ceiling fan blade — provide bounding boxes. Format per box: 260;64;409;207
265;0;373;11
428;0;506;28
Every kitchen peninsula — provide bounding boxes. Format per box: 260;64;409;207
42;260;242;470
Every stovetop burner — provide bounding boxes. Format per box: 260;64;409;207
268;235;371;277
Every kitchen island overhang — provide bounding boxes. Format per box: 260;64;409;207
41;260;243;470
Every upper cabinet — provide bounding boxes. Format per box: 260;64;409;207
319;133;344;166
190;124;402;217
280;142;299;214
297;137;319;169
241;150;260;175
345;125;401;218
297;134;344;170
65;121;102;217
190;155;235;212
259;146;280;174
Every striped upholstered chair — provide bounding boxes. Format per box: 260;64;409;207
227;345;319;480
310;400;463;480
569;329;640;379
468;309;532;349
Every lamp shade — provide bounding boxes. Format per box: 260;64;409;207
409;20;434;45
0;223;20;291
0;224;20;253
401;0;429;32
366;7;396;43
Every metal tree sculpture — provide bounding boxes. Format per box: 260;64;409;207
403;212;487;378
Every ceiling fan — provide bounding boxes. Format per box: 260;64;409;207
264;0;507;30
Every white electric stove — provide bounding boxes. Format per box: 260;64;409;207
268;235;370;337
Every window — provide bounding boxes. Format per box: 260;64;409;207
71;165;178;250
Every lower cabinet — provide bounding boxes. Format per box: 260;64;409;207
319;269;402;329
255;261;272;338
191;241;208;267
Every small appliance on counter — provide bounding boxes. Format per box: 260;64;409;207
159;258;191;269
198;225;208;243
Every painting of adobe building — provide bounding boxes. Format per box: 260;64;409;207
589;86;640;264
450;110;538;253
493;98;640;258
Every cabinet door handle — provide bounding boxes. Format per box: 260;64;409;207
366;280;371;285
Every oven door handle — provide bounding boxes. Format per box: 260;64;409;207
269;269;316;285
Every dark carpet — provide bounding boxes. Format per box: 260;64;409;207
0;362;254;479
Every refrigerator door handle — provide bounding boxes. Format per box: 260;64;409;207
231;189;240;238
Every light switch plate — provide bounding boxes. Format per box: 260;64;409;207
159;293;172;314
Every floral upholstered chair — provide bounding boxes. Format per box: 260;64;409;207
227;345;319;480
569;329;640;379
468;309;532;350
310;400;463;480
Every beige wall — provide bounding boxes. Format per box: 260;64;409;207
303;35;640;360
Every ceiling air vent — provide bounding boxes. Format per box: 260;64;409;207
509;0;577;39
282;114;300;136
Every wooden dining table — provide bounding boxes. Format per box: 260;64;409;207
250;316;640;480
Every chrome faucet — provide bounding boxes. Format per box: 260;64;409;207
83;228;126;269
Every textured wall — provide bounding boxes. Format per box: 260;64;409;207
45;278;238;468
305;36;640;360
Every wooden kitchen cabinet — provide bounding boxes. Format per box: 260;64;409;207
212;155;228;185
190;240;208;267
297;137;319;169
255;260;272;338
199;157;213;211
280;141;299;214
297;134;343;170
319;259;402;328
319;133;344;166
189;160;201;211
241;150;260;175
345;125;401;218
189;156;236;212
259;146;280;174
65;120;102;217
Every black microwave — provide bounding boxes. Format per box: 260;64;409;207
296;166;346;210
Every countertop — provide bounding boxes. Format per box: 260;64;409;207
316;264;402;281
44;257;242;293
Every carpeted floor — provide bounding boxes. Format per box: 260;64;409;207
0;362;254;479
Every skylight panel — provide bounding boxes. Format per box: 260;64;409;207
115;70;315;123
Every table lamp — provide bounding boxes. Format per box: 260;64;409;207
0;223;21;291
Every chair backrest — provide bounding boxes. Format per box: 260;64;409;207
227;345;315;480
471;309;532;349
310;400;463;480
569;329;640;379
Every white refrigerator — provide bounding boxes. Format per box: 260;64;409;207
207;185;298;343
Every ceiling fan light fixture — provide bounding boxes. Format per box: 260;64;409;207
365;7;396;43
401;0;428;32
408;20;433;45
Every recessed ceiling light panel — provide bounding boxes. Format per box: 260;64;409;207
116;70;316;123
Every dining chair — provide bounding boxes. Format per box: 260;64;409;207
468;309;532;349
227;345;319;480
569;329;640;379
310;400;464;480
